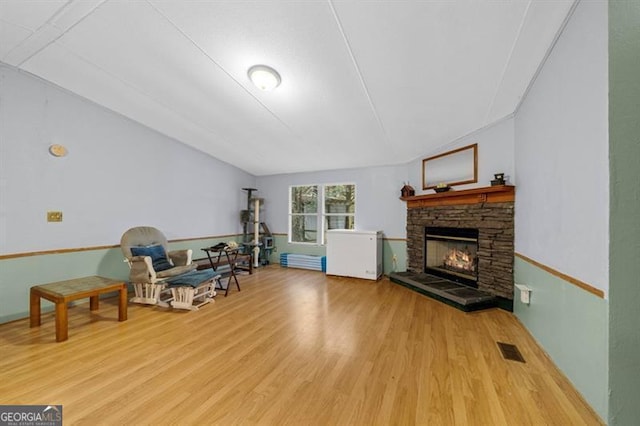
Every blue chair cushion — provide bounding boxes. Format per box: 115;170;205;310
165;270;218;288
131;245;173;271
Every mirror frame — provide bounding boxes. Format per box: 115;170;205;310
422;143;478;190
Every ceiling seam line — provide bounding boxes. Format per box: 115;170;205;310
3;0;73;61
0;17;33;32
15;0;110;67
483;0;533;125
48;0;78;23
513;0;580;117
50;42;238;149
145;0;297;136
327;0;390;145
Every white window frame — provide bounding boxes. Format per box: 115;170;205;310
288;185;319;245
288;183;356;245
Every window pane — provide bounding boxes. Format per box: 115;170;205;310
291;186;318;214
325;215;355;231
291;215;318;243
325;185;355;214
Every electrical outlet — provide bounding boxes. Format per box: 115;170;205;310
47;211;63;222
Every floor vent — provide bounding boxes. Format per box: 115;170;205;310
497;342;526;363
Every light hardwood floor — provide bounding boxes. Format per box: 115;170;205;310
1;266;603;425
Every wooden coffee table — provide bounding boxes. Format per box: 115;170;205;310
30;276;128;342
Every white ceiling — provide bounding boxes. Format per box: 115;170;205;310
0;0;575;176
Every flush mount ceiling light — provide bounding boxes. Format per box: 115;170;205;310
248;65;281;91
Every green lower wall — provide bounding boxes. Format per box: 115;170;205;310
0;236;235;324
383;239;408;274
514;256;608;420
268;235;407;274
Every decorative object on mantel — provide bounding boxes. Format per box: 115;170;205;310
400;182;415;198
422;143;478;190
434;182;451;193
491;173;506;186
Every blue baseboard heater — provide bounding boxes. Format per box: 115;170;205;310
280;253;327;272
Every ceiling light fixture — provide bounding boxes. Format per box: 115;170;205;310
248;65;281;91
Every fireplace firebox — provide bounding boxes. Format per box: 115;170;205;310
425;227;479;287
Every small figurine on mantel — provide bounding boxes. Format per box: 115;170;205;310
400;182;415;198
491;173;506;186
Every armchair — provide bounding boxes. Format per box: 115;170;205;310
121;226;197;306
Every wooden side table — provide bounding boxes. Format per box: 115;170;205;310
30;276;128;342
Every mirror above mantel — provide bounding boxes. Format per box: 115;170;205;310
422;143;478;190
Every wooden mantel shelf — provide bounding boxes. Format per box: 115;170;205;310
401;185;515;208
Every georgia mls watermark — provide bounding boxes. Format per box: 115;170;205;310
0;405;62;426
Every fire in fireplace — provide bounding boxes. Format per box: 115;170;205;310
443;247;475;273
425;227;479;287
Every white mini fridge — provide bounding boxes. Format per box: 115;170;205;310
326;230;383;280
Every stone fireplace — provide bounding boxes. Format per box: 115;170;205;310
404;186;515;301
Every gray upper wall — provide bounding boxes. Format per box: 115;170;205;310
0;64;255;255
514;0;609;295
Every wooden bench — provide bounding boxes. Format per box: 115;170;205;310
30;276;127;342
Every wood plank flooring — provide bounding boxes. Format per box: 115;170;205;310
0;266;603;425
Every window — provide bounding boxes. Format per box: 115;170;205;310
289;183;355;244
289;185;318;244
324;184;355;235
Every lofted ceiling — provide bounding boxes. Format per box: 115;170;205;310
0;0;575;176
